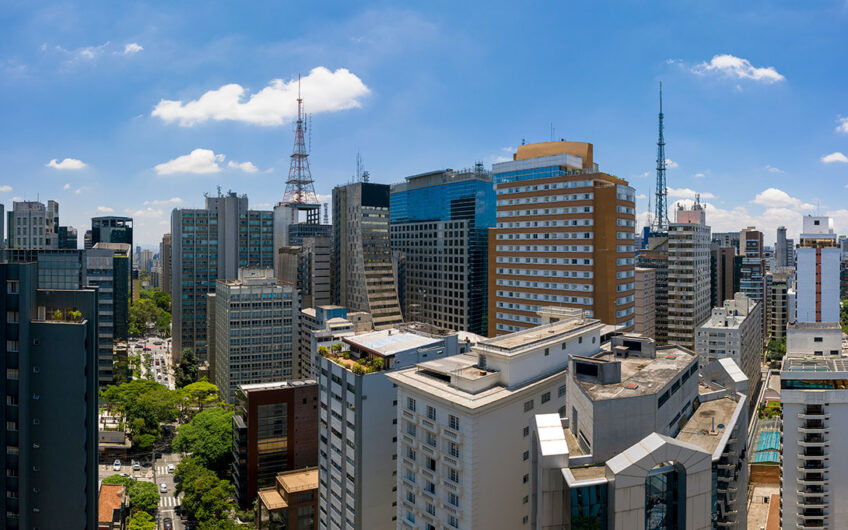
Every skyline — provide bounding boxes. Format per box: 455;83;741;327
2;1;848;245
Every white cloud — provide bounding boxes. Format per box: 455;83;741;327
123;43;143;55
97;206;114;213
665;159;679;169
751;187;815;210
315;193;332;204
692;54;785;83
55;41;110;62
765;165;784;173
693;172;705;178
74;187;84;195
822;152;848;164
152;67;370;127
154;148;224;175
667;187;716;200
836;117;848;134
636;193;647;200
125;207;164;218
144;197;183;206
227;161;259;173
0;185;11;192
63;183;71;190
46;158;88;170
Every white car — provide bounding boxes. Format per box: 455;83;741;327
160;482;168;493
113;459;121;471
167;464;175;473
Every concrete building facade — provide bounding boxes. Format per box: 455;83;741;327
160;232;172;296
637;234;669;344
331;182;403;330
390;166;495;335
795;215;840;323
634;267;656;339
7;200;59;249
666;202;711;349
488;141;636;336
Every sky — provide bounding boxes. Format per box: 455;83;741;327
1;1;848;246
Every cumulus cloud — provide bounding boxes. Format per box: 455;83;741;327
765;165;784;173
836;117;848;134
154;149;224;175
0;185;11;192
46;158;88;170
665;159;679;169
751;187;815;210
125;207;163;218
123;43;143;55
822;152;848;163
152;67;370;126
144;197;183;206
97;206;114;213
636;193;648;200
227;161;259;173
692;54;785;83
667;187;715;200
693;172;705;178
63;183;71;190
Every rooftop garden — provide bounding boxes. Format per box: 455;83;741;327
319;343;386;375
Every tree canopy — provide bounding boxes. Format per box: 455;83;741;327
183;379;220;410
128;480;160;514
101;474;134;488
172;407;234;474
174;348;200;388
128;511;156;530
175;456;236;526
129;290;171;337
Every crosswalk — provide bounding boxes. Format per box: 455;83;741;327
160;495;181;507
155;466;173;475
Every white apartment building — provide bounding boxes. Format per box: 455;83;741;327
210;268;298;403
634;267;656;339
387;308;607;530
780;322;847;529
795;215;840;323
7;200;59;249
299;305;357;379
530;337;749;529
317;324;467;530
667;201;711;349
695;292;763;398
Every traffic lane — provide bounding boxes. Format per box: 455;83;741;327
155;452;184;530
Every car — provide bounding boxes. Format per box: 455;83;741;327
155;359;160;366
132;461;140;471
163;518;173;530
167;464;175;473
160;482;168;493
113;459;121;471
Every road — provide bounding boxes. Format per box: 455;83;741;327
131;336;175;389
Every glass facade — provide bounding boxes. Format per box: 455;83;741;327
570;483;608;530
645;464;685;530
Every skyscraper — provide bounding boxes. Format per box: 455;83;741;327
776;226;788;268
331;182;403;330
1;261;99;530
488;141;636;336
160;232;172;296
796;215;840;323
390;165;495;335
171;191;275;361
739;227;766;303
58;226;78;249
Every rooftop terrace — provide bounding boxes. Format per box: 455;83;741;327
576;346;696;400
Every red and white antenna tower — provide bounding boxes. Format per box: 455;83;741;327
282;75;319;207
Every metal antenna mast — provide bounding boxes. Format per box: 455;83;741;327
652;82;669;233
282;75;319;207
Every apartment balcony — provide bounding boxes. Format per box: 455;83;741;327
798;478;828;486
797;465;826;473
798;453;827;461
797;499;827;509
798;413;830;421
799;437;828;447
797;488;827;497
799;426;829;435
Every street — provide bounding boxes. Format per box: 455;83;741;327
131;335;175;390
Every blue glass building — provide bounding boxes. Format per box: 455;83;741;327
390;165;495;335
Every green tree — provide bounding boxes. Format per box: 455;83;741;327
100;379;180;448
172;407;234;474
183;379;221;411
174;456;207;495
101;474;134;488
182;472;235;524
766;338;786;362
128;511;156;530
128;480;160;514
174;348;200;388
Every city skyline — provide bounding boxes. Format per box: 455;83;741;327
2;2;848;246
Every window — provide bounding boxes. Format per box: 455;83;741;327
405;446;416;461
448;492;459;506
449;415;460;430
523;426;530;437
426;405;436;421
407;397;416;412
544;347;550;356
448;468;460;483
523;451;529;461
406;491;415;504
657;390;670;408
814;337;823;343
426;457;436;471
6;280;19;294
448;441;459;458
578;336;583;344
448;515;459;528
524;400;534;412
541;392;551;404
558;385;566;397
523;474;529;483
425;481;435;494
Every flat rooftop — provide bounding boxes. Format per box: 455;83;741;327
345;329;442;357
782;357;848;373
278;467;319;493
568;465;607;482
239;379;317;393
576;347;696;400
675;396;739;455
481;317;603;354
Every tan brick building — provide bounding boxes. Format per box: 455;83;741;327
488;141;636;336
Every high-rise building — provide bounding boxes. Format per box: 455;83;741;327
0;203;4;248
83;229;92;250
711;244;737;307
796;215;840;323
160;233;172;296
331;182;404;330
637;234;669;343
695;292;762;397
739;227;766;303
530;340;749;530
767;270;791;340
666;202;711;349
232;380;319;508
488;141;636;336
58;226;78;249
780;322;845;529
776;225;794;269
277;236;331;310
712;231;741;254
7;200;59;249
388;309;605;530
211;269;298;403
317;324;468;530
171;191;274;361
389;166;495;335
298;305;358;379
1;261;99;530
634;267;656;338
88;243;131;385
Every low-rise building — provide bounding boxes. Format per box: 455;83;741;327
97;484;127;530
257;467;319;530
695;292;763;397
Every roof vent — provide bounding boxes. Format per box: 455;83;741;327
665;354;677;359
624;383;639;390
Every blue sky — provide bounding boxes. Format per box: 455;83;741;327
1;1;848;246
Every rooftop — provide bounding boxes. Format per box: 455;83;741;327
277;467;319;494
675;396;740;455
782;357;848;373
239;379;317;393
344;328;443;357
97;484;124;523
479;316;603;355
575;346;696;401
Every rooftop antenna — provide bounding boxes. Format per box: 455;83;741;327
651;82;670;233
354;152;369;183
281;74;319;208
550;123;555;141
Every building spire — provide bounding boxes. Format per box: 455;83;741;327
651;82;669;233
281;74;319;206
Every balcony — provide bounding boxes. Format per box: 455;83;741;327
798;413;829;421
798;426;829;435
798;478;828;486
797;500;827;509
